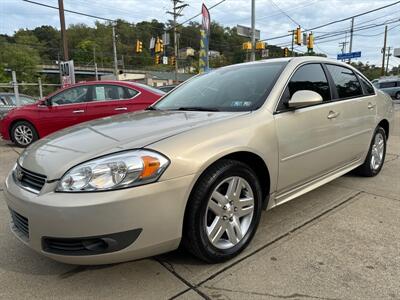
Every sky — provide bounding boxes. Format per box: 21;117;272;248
1;0;400;67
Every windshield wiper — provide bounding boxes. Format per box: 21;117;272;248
174;106;220;112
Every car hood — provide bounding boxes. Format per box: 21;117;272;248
19;110;249;180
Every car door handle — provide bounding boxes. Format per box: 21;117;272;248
73;110;85;113
327;110;340;119
368;102;376;110
114;107;128;111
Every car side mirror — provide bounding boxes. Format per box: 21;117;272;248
45;98;52;106
288;90;323;108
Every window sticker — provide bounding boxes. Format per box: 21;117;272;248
95;86;106;101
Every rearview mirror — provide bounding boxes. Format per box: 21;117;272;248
288;90;323;108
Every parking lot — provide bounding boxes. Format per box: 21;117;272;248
0;105;399;300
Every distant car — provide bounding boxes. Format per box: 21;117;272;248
372;78;400;99
157;85;178;93
0;81;164;147
0;93;37;119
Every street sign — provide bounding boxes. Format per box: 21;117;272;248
162;56;168;65
394;48;400;58
162;32;170;46
337;51;361;60
237;24;260;40
60;60;75;87
149;37;155;49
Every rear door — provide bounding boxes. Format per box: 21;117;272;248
324;64;376;160
85;84;141;121
38;85;90;136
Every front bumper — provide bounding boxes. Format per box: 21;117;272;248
4;171;195;265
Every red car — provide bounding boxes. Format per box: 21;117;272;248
0;81;164;147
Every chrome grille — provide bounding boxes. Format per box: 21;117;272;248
14;165;46;193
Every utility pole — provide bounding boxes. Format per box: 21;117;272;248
339;41;348;62
58;0;69;60
290;30;294;57
167;0;188;83
386;46;391;76
93;46;98;80
112;23;118;77
381;25;388;76
250;0;256;61
348;17;354;63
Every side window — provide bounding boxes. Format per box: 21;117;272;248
379;81;396;89
287;64;331;101
52;86;89;105
93;85;132;101
357;75;375;95
326;65;363;99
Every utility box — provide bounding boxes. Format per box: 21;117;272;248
394;48;400;58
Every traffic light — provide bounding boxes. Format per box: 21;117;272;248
283;47;289;57
155;54;161;64
169;56;176;65
294;27;302;46
135;40;143;53
307;33;314;51
256;41;265;50
242;41;252;50
155;37;164;53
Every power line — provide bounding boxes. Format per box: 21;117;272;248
177;0;226;26
22;0;115;22
267;0;301;27
306;1;400;31
261;1;400;42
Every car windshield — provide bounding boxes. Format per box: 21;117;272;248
154;61;287;112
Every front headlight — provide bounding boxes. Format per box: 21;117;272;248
56;150;169;192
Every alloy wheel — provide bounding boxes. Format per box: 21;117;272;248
14;125;33;146
370;132;384;171
205;176;255;249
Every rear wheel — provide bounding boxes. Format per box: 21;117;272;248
354;126;386;177
182;159;262;263
11;121;38;147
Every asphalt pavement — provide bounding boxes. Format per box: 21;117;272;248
0;105;399;299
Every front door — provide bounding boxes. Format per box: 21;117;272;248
38;85;90;137
274;63;347;198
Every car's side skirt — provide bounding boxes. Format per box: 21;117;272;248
267;157;362;210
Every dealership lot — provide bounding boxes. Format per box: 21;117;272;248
0;105;399;299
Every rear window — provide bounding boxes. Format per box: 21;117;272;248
130;82;165;96
326;64;363;99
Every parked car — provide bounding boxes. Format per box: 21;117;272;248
4;57;394;265
372;78;400;99
157;85;178;93
0;81;164;146
0;93;37;119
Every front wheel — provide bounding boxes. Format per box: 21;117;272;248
11;121;38;147
395;92;400;100
182;159;262;263
354;126;386;177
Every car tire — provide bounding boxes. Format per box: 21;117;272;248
182;159;263;263
395;92;400;100
11;121;38;147
354;126;386;177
